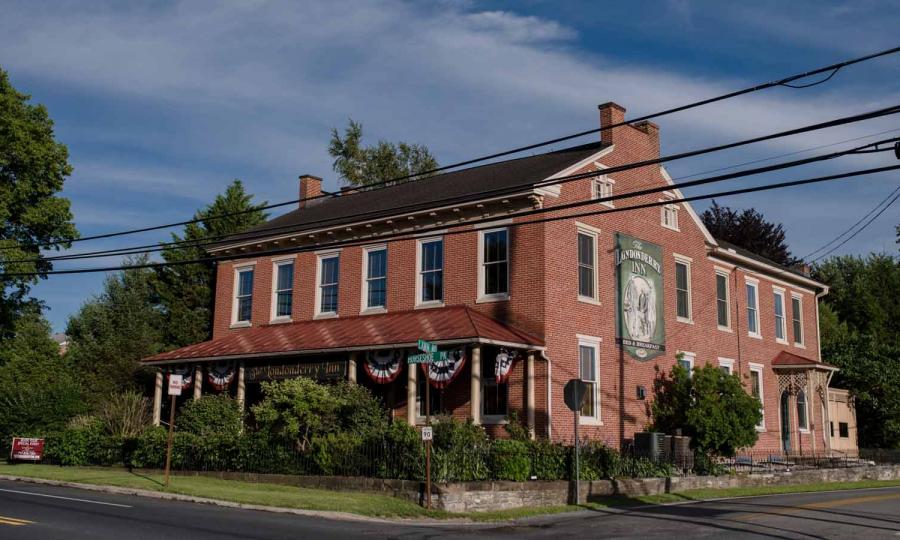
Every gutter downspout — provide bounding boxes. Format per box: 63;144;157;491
541;349;552;440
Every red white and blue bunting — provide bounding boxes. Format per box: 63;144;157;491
207;361;235;391
494;349;519;384
421;347;467;389
364;349;404;384
171;365;193;390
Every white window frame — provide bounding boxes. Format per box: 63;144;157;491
749;362;766;431
576;334;602;425
718;357;735;375
745;278;761;339
797;389;810;432
314;250;341;318
270;256;296;323
415;237;444;308
660;192;680;231
677;351;695;377
791;293;805;348
592;172;615;208
715;268;732;331
477;228;510;303
230;262;256;327
576;223;600;305
773;286;788;344
360;244;388;314
673;254;693;323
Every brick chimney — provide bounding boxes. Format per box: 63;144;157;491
298;174;322;209
598;102;626;145
633;120;660;158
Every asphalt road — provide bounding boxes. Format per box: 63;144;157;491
0;479;898;539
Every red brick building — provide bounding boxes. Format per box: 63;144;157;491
144;102;854;456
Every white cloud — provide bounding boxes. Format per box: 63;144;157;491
461;10;578;43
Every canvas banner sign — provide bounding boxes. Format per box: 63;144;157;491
615;233;666;360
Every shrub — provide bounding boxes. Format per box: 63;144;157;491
129;426;167;469
96;391;152;438
431;417;490;482
528;440;569;480
178;394;242;438
503;411;530;441
311;432;369;476
491;439;530;481
45;428;95;466
380;421;423;480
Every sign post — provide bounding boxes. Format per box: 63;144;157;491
563;379;588;505
164;373;183;488
412;339;437;509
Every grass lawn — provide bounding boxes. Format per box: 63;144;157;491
2;463;899;521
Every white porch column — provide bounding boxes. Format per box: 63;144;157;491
236;361;246;411
471;345;482;425
348;352;357;384
152;371;163;426
526;351;536;439
407;361;417;426
193;364;203;401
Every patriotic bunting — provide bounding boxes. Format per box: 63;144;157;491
207;361;235;391
364;349;404;384
421;347;467;389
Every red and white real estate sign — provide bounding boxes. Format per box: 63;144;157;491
10;437;44;461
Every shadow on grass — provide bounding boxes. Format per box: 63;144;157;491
127;469;165;488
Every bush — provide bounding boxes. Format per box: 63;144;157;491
311;432;368;476
178;394;242;438
129;426;167;469
431;417;490;482
380;421;423;480
528;440;570;480
96;391;152;438
490;439;530;481
45;428;95;466
503;411;530;441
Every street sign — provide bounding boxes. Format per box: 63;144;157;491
417;339;438;353
421;426;433;442
168;374;183;396
407;351;449;364
563;379;588;412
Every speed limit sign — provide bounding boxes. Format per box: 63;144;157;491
421;426;433;442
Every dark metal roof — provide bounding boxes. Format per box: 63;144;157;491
217;141;609;248
714;238;815;282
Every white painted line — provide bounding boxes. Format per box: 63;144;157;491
0;487;133;508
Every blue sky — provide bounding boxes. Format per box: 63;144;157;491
1;0;898;332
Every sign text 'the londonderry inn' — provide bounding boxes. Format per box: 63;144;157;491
615;233;666;361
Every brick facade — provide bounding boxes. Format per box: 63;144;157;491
168;101;835;454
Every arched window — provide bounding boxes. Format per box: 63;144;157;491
797;390;808;430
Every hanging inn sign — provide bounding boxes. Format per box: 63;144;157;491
615;233;666;361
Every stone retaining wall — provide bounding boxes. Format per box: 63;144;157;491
147;465;900;513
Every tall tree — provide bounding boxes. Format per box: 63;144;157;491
152;180;267;347
701;201;798;266
66;256;165;399
328;119;438;187
0;67;78;336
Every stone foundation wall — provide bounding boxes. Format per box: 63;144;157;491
147;464;900;513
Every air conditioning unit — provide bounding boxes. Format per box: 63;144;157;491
634;432;666;460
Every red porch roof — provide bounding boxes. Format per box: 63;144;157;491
772;351;837;370
142;305;544;365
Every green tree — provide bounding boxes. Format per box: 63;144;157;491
0;68;78;336
153;180;267;347
0;310;85;441
328;119;438;187
650;362;762;456
701;201;798;266
66;256;165;399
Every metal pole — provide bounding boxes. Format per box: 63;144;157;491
164;394;176;488
425;368;432;510
574;407;580;505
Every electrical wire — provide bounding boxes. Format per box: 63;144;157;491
4;45;899;253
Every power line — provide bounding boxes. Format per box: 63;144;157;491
6;45;900;253
5;164;898;278
9;133;900;266
807;190;900;263
8;105;899;265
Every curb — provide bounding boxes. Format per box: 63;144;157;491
0;474;482;526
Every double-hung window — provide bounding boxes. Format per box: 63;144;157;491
774;288;787;343
234;266;254;324
593;175;614;207
718;357;734;375
578;336;601;422
749;363;766;430
482;352;508;420
418;238;443;305
273;260;294;319
479;229;509;300
746;280;761;338
363;246;387;311
677;352;695;377
316;253;340;316
674;256;692;322
791;294;804;346
577;226;598;302
715;270;731;329
661;194;679;230
797;390;809;431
